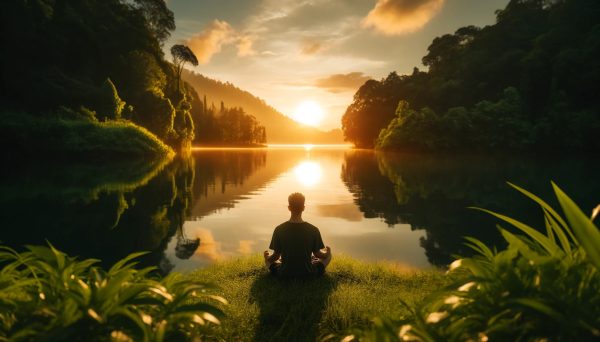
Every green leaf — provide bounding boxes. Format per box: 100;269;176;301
470;207;561;256
499;228;553;263
544;214;556;244
108;251;149;274
173;303;224;318
511;298;564;321
552;182;600;270
543;208;572;256
508;182;577;245
463;236;494;260
47;242;66;270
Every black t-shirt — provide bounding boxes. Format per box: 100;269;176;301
269;221;325;276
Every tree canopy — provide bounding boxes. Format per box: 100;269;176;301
1;0;268;151
342;0;600;151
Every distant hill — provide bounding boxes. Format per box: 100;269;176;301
182;70;343;144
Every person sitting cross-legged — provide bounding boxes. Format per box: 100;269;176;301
264;192;332;277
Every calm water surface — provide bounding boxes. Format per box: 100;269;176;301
2;146;599;273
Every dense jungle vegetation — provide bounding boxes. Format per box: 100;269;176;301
342;0;600;151
0;0;266;157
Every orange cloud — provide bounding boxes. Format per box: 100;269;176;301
237;36;256;57
315;72;372;93
362;0;445;35
237;240;255;255
186;20;234;64
300;39;324;55
317;203;364;221
193;228;222;261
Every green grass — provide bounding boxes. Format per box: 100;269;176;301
186;255;448;341
1;111;174;158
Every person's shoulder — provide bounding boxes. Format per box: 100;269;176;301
303;222;320;231
275;221;290;230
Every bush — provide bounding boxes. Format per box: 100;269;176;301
350;183;600;341
0;244;226;341
0;111;174;158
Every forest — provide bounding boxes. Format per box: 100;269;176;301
342;0;600;150
0;0;266;158
182;71;344;144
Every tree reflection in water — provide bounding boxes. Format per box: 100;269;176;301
0;156;199;273
0;148;274;273
342;150;600;266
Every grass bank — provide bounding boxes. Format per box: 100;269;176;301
187;255;448;341
1;111;174;159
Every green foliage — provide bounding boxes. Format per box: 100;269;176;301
1;111;174;158
132;90;176;140
1;0;197;151
0;243;225;341
191;96;267;146
95;78;126;121
171;45;198;96
343;0;600;149
132;0;176;43
375;87;530;151
350;183;600;341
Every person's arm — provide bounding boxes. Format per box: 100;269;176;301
268;227;282;263
267;251;281;263
313;246;330;259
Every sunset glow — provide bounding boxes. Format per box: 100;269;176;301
294;161;322;187
293;100;324;127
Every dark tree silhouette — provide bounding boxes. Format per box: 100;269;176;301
171;45;199;95
133;0;176;42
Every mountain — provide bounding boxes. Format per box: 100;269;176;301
182;70;344;144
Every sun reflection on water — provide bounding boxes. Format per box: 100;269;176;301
294;161;322;187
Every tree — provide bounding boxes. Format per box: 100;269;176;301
342;0;600;151
170;44;198;95
132;0;175;43
95;78;126;121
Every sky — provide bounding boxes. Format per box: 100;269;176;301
164;0;510;130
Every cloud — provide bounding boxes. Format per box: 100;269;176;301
186;20;235;64
362;0;445;35
317;203;364;221
237;35;256;56
315;72;372;93
192;228;221;261
300;38;325;55
237;240;255;254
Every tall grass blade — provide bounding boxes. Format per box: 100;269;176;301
507;182;578;245
463;236;494;260
470;207;561;256
544;209;572;255
552;182;600;270
510;298;564;321
108;251;149;274
591;204;600;221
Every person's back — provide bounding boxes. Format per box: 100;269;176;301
264;192;332;277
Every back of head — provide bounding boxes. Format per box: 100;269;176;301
288;192;305;213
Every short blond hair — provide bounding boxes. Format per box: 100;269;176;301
288;192;305;211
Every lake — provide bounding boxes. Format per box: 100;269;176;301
2;146;599;273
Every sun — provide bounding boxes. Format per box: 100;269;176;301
294;161;322;187
293;100;324;127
